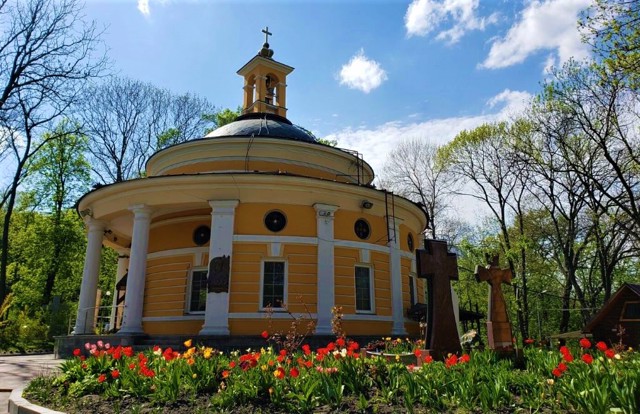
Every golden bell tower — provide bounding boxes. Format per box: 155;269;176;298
237;27;294;118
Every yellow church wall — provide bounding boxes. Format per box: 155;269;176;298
143;254;192;317
235;204;316;237
143;320;203;335
404;322;421;337
372;251;391;316
283;244;317;313
334;210;387;245
342;320;392;336
153;209;210;222
163;160;341;182
398;224;416;252
401;257;412;311
228;242;318;316
416;278;425;303
334;248;392;317
229;243;267;313
229;319;312;335
334;247;358;314
148;219;210;253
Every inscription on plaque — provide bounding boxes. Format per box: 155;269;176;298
207;255;230;293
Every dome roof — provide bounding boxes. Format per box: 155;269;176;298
205;112;316;143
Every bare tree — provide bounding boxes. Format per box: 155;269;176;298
78;77;215;183
516;118;597;330
378;138;456;239
438;121;532;340
0;0;105;304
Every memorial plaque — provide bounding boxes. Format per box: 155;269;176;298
207;255;230;293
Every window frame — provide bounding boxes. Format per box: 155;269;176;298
185;267;209;314
259;259;288;311
354;264;375;314
620;301;640;321
409;273;417;305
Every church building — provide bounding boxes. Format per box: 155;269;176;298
72;33;428;340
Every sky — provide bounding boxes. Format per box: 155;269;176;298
81;0;593;220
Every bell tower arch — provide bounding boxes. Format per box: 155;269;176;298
237;27;294;118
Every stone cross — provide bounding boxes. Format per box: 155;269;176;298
475;255;513;350
416;239;462;359
262;27;272;44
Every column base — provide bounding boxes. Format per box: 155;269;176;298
117;326;144;335
199;326;230;336
391;324;407;335
314;325;333;335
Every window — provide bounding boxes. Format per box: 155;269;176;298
354;219;370;240
264;210;287;232
409;274;416;305
193;225;211;246
187;269;208;313
408;233;414;252
621;301;640;321
355;266;374;312
262;261;286;309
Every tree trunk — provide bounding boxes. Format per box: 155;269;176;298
42;206;63;306
0;186;18;305
559;282;573;333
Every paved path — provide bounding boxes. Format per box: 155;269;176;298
0;354;62;414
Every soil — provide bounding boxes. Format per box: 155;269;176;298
26;392;571;414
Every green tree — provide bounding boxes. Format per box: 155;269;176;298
27;121;91;305
202;106;242;134
0;0;105;306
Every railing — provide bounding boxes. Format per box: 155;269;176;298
68;305;115;335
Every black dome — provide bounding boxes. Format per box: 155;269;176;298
206;112;316;143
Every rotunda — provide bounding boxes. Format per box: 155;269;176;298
72;35;428;340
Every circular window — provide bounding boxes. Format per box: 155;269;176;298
193;225;211;246
264;210;287;232
354;219;370;240
408;233;415;252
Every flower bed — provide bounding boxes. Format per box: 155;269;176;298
24;336;639;413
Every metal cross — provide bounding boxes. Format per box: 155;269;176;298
262;27;272;44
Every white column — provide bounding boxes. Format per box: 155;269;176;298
73;217;105;335
199;200;239;335
389;217;407;335
118;205;152;335
313;203;339;335
108;252;129;331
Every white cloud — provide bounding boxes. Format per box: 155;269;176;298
481;0;591;69
405;0;498;44
486;89;532;115
323;89;531;178
322;89;531;223
338;49;388;94
137;0;151;17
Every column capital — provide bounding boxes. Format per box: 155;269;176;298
314;203;339;218
128;204;153;218
83;216;106;232
208;200;239;214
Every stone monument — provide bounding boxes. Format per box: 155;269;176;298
416;239;462;359
475;255;513;351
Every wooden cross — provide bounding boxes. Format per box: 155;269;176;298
416;239;461;358
262;27;272;44
475;255;514;350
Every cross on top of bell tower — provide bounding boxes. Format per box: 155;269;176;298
262;26;272;46
237;27;294;118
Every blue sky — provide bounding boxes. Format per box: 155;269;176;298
82;0;592;177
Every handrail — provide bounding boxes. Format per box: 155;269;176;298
69;305;115;335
